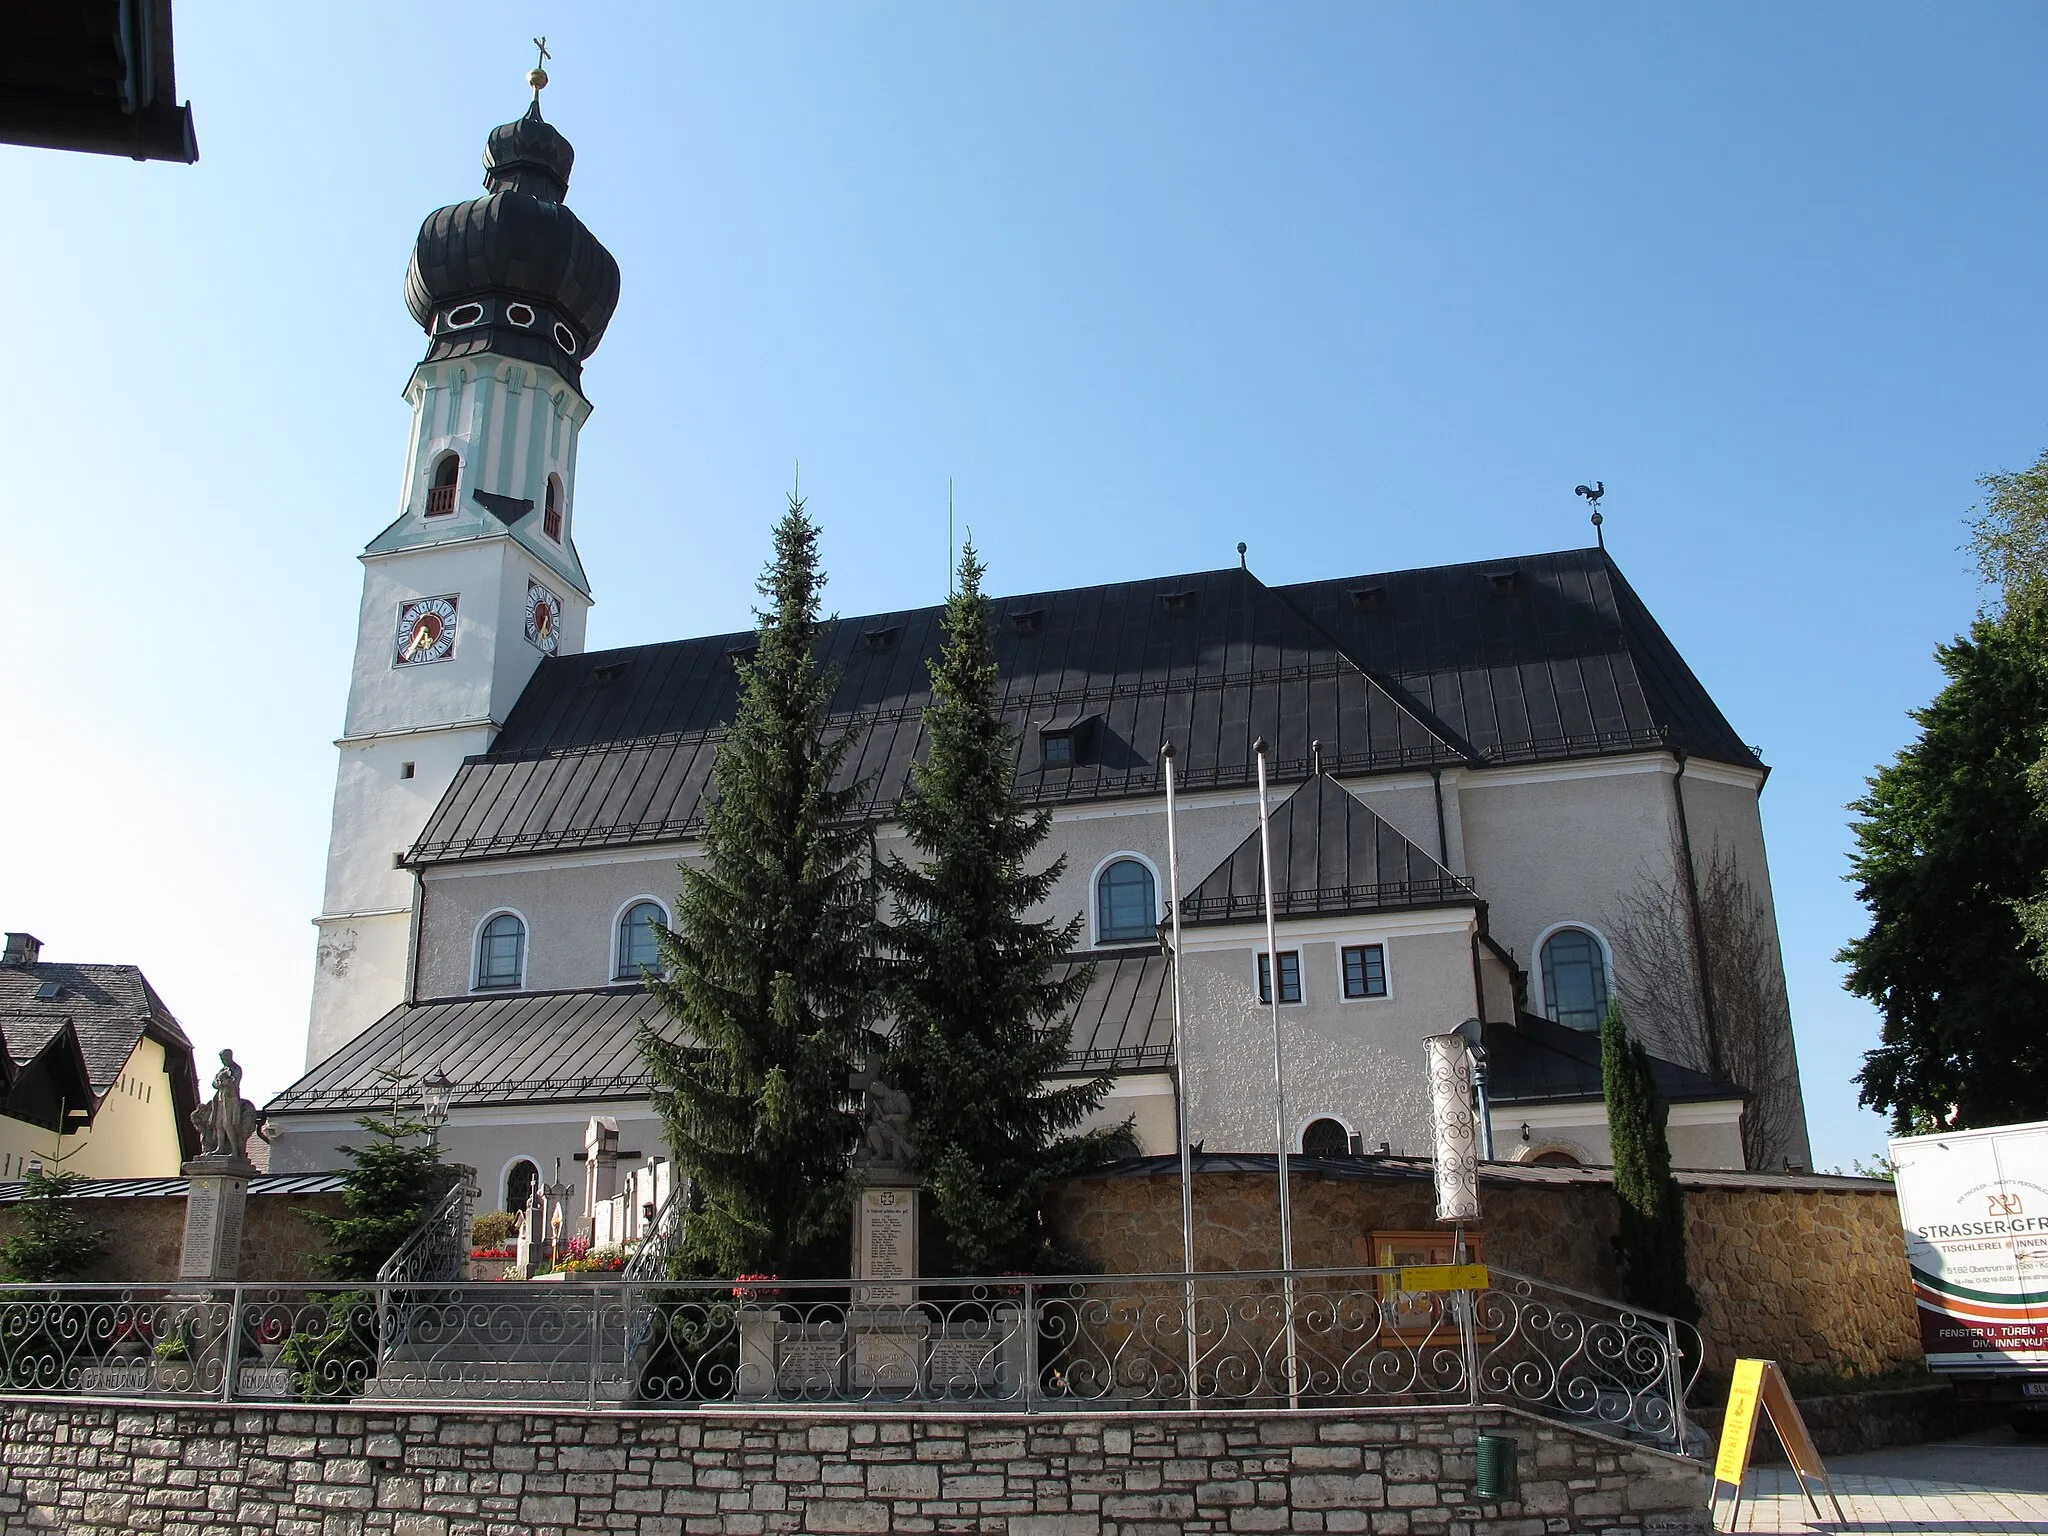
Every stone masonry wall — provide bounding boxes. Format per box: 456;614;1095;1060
0;1402;1707;1536
1049;1170;1918;1381
0;1194;343;1284
1682;1187;1918;1379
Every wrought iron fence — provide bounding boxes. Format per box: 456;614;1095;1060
0;1267;1700;1451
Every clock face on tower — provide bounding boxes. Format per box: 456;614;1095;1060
525;579;562;655
394;595;458;666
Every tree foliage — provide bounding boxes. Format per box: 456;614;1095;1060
878;543;1119;1274
642;493;877;1278
302;1099;451;1282
0;1166;106;1281
1840;606;2048;1131
1609;839;1806;1171
1600;1003;1698;1324
1967;444;2048;615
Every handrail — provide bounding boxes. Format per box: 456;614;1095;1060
376;1167;478;1285
620;1177;688;1282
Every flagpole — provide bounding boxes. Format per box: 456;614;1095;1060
1253;739;1299;1405
1161;740;1198;1405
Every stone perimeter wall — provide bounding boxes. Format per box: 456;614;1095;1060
0;1403;1707;1536
1049;1171;1919;1380
0;1194;344;1285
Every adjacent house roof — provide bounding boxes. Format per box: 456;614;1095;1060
408;549;1757;869
1275;548;1758;770
267;956;1175;1117
1485;1010;1741;1106
1179;772;1476;926
0;961;202;1156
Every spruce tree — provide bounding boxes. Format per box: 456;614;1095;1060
642;493;877;1278
880;542;1117;1275
302;1097;451;1282
1600;1002;1700;1324
0;1167;107;1281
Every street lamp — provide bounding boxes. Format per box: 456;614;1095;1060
420;1067;453;1148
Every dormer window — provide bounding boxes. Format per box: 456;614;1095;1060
426;453;459;517
543;474;563;541
1010;609;1045;636
1038;711;1098;768
1160;591;1198;614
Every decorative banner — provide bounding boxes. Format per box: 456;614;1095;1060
1425;1034;1480;1223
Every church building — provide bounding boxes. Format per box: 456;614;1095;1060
265;92;1809;1219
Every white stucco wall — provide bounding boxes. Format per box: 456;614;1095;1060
1177;913;1481;1158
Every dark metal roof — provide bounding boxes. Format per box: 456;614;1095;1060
410;552;1758;870
0;0;198;162
1274;548;1760;771
1486;1011;1741;1106
271;956;1175;1116
1180;773;1475;925
410;565;1464;866
1060;950;1175;1075
0;1172;346;1204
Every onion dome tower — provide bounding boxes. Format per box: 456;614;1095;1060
405;99;620;388
306;61;623;1068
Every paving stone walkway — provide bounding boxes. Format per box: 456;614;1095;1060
1727;1428;2048;1534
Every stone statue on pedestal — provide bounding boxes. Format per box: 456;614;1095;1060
852;1067;914;1169
191;1049;270;1165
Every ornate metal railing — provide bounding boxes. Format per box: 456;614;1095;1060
377;1168;479;1286
0;1267;1700;1452
620;1178;688;1282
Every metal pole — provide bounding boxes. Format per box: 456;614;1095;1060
1253;740;1299;1405
1162;741;1198;1406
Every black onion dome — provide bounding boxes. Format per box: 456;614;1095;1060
404;102;621;386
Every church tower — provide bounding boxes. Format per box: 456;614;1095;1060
306;74;621;1065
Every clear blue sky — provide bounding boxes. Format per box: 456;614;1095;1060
4;4;2044;1170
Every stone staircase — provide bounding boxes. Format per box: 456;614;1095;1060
360;1287;637;1403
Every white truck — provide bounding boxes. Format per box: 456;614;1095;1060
1889;1118;2048;1429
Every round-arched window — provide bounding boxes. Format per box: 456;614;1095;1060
543;473;564;541
1301;1118;1350;1159
616;901;664;980
476;912;526;990
1096;858;1157;944
426;452;460;517
505;1158;540;1213
1539;926;1609;1031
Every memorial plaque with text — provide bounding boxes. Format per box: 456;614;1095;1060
856;1187;917;1305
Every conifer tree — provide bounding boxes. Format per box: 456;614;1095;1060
880;542;1117;1275
0;1167;106;1281
1599;1002;1699;1324
302;1097;451;1282
642;494;877;1278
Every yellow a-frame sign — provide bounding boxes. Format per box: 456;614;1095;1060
1709;1358;1844;1532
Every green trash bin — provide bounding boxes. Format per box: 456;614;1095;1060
1474;1432;1519;1501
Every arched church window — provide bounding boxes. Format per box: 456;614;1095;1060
476;912;526;990
505;1158;540;1213
1096;858;1157;944
616;900;664;980
1539;926;1610;1032
427;453;460;517
543;474;563;541
1301;1118;1350;1159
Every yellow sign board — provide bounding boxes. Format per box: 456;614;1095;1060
1709;1358;1843;1532
1399;1263;1490;1292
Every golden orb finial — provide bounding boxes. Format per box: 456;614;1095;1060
529;37;551;100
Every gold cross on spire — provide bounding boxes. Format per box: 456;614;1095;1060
529;36;551;99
